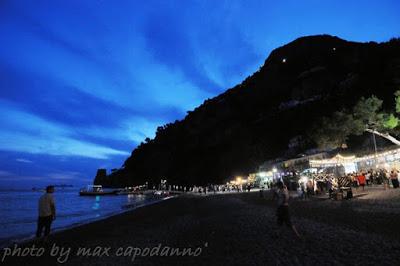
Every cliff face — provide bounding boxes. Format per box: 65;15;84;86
99;35;400;187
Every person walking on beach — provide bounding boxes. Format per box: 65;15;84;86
357;173;366;191
36;185;56;239
390;170;399;188
301;184;306;199
327;178;333;198
273;181;301;239
365;171;371;186
306;180;313;197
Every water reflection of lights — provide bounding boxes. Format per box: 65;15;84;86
127;193;144;199
92;195;100;210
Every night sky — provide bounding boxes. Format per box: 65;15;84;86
1;0;399;188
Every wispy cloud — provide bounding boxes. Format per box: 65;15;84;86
0;101;130;159
0;171;42;181
16;158;33;163
79;116;165;144
46;171;84;180
0;170;13;177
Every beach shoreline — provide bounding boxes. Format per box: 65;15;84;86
1;188;400;265
0;193;177;249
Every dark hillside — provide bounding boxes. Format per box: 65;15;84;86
96;35;400;187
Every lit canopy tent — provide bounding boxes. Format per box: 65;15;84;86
309;154;357;174
355;147;400;170
310;148;400;173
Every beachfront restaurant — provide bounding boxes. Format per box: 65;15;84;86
309;147;400;174
254;171;274;188
309;154;358;175
256;152;329;183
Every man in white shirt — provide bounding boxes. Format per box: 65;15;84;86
36;186;56;238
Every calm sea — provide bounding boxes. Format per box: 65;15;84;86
0;187;161;247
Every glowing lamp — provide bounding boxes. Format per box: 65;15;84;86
258;172;267;177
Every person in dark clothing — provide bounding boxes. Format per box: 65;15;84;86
273;182;301;238
390;170;399;188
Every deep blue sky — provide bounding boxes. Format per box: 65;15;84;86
0;0;399;188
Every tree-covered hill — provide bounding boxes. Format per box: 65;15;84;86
96;35;400;187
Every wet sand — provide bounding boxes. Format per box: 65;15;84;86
2;187;400;265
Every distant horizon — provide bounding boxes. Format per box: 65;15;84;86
1;0;399;185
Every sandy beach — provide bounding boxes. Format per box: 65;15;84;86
2;187;400;266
